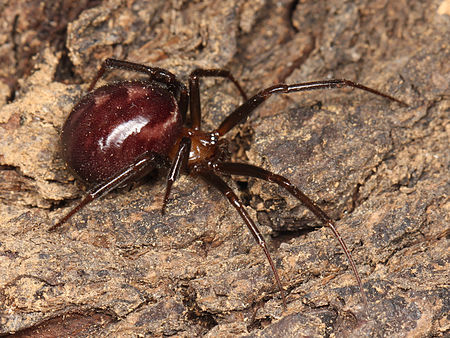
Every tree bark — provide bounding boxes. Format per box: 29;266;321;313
0;0;448;336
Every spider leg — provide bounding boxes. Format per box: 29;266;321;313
215;162;367;306
88;58;189;120
195;169;287;309
49;153;158;231
188;69;248;130
161;137;191;214
216;79;408;136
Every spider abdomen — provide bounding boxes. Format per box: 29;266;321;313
61;80;182;184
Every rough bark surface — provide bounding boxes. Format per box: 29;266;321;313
0;0;448;337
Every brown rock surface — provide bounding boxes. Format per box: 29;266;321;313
0;1;448;336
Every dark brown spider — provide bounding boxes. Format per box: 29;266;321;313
51;58;406;308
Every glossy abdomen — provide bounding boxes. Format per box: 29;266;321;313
61;81;182;184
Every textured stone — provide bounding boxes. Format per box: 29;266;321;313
0;0;448;336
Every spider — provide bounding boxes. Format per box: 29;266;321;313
50;58;406;308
